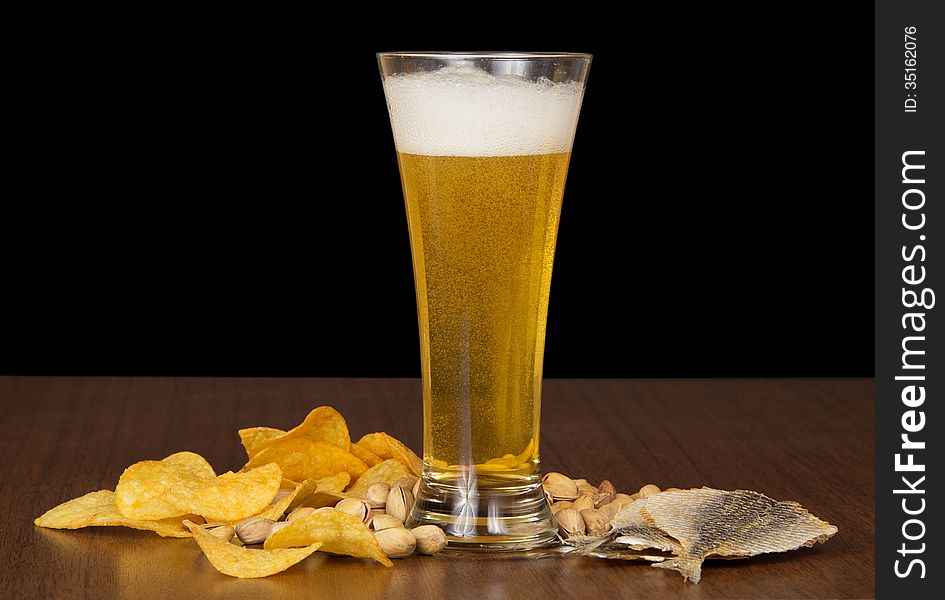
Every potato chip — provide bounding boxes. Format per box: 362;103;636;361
311;472;350;495
161;451;218;475
36;405;426;579
165;463;283;523
355;433;393;460
306;492;353;509
348;459;411;498
115;452;216;520
185;520;321;578
350;442;383;467
251;407;351;456
356;433;422;477
244;438;368;482
382;438;422;477
264;510;392;567
252;478;318;522
286;473;351;512
239;427;285;459
35;490;196;538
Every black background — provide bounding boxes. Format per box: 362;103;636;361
2;7;872;377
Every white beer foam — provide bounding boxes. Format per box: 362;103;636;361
383;65;584;156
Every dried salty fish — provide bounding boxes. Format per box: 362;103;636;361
566;497;678;558
572;487;837;584
587;549;671;562
545;474;839;585
611;497;650;527
612;527;678;553
596;498;681;553
565;529;676;562
641;487;838;583
569;504;679;558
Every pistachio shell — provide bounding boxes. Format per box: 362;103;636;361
386;486;414;523
593;480;617;508
365;483;392;509
394;476;419;493
334;498;371;522
235;517;274;545
287;506;315;522
639;484;661;498
581;508;612;536
371;514;404;531
374;527;416;558
267;520;291;538
205;524;235;541
411;525;447;554
364;509;385;528
270;487;294;505
542;472;579;501
571;495;594;513
555;508;585;537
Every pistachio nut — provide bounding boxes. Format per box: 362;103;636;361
555;508;585;537
374;527;416;558
600;502;619;519
365;483;392;509
394;476;419;493
386;486;414;523
551;502;568;515
571;495;594;513
580;508;612;536
267;521;290;538
271;487;294;505
602;495;636;518
371;514;404;531
235;517;274;545
287;506;316;522
204;524;235;541
542;473;579;501
639;484;661;498
334;498;371;522
593;480;616;508
411;525;447;555
364;509;385;528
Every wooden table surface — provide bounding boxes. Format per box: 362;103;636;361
0;377;873;599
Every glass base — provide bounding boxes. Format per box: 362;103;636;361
405;467;557;552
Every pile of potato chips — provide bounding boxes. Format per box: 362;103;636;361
35;406;423;577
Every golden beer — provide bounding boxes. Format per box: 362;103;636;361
398;152;570;471
379;53;590;549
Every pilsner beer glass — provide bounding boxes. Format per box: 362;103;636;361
378;52;591;550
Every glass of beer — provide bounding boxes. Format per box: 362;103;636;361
378;52;591;551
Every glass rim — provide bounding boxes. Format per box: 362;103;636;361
377;51;592;60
